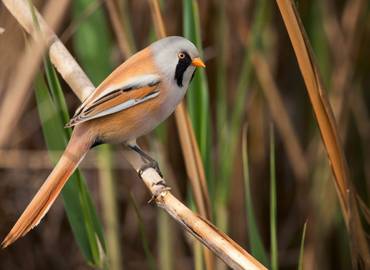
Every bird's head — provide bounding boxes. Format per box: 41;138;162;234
150;36;205;89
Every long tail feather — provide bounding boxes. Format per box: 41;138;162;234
1;132;92;248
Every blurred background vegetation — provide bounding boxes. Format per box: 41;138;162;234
0;0;369;269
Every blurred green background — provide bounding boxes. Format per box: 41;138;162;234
0;0;369;269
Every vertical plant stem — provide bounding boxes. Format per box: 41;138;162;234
98;145;122;270
105;0;133;58
129;193;157;270
158;211;173;270
72;1;122;269
275;0;369;266
217;0;268;219
149;0;211;220
242;125;269;266
35;72;106;267
298;221;308;270
252;51;308;180
148;2;214;269
270;125;278;270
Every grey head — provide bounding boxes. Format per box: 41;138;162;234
150;36;204;89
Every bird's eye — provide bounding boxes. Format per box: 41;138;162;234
178;52;186;59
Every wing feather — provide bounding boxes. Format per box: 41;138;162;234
66;75;160;127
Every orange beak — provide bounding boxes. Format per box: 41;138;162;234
191;57;206;68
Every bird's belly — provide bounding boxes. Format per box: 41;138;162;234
93;87;185;144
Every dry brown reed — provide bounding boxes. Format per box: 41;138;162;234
276;0;369;267
105;0;133;58
148;0;212;227
0;0;70;148
252;51;308;181
148;1;213;268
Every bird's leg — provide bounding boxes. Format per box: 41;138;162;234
128;144;164;178
127;143;170;203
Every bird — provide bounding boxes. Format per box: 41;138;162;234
2;36;205;248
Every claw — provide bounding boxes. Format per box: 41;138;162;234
138;161;163;178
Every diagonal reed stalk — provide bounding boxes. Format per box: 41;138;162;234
105;0;133;58
148;1;213;269
275;0;369;267
252;51;308;181
2;0;267;269
326;0;366;121
0;0;69;148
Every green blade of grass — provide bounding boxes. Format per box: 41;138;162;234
270;125;278;270
72;1;121;270
242;125;269;267
214;0;227;203
217;0;269;205
305;2;331;88
182;3;213;269
97;144;122;270
73;0;111;84
29;0;106;264
298;221;308;270
35;74;105;267
129;193;157;270
214;0;270;237
158;210;173;270
183;0;212;180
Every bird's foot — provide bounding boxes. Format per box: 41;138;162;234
138;160;163;178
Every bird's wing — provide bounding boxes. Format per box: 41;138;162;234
66;74;160;127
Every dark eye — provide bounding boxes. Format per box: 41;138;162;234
178;52;186;59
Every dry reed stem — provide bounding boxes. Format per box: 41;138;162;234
328;0;365;121
102;2;132;269
321;0;367;164
0;0;94;102
105;0;132;58
323;0;370;189
0;0;70;147
276;0;369;266
148;0;211;224
276;0;349;220
124;150;265;270
325;0;370;203
97;148;122;270
350;91;370;193
252;51;308;181
148;0;166;38
2;1;266;269
148;1;213;268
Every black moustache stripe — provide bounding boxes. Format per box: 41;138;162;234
174;52;192;87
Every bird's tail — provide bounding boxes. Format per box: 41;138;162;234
1;130;92;248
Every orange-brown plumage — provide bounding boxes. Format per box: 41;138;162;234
1;129;92;248
2;36;205;247
80;46;157;106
